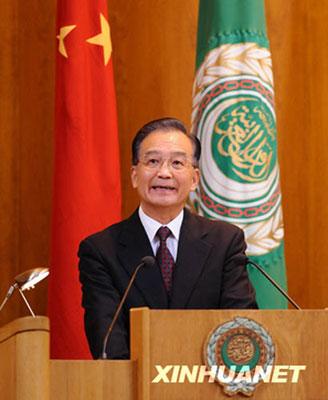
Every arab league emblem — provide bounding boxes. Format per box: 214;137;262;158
204;317;275;396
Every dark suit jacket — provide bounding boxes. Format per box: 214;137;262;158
78;209;257;359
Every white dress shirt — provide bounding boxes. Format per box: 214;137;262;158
138;206;184;261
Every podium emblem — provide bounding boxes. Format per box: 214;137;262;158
204;317;275;396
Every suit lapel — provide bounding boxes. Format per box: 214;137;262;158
117;210;168;308
170;210;213;308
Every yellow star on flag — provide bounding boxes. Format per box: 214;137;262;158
56;25;77;58
86;13;112;66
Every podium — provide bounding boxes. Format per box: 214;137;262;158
0;308;327;399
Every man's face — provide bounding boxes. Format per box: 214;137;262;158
131;129;200;220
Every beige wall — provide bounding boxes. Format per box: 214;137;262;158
0;0;327;327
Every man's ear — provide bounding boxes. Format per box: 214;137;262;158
191;168;200;191
131;166;138;188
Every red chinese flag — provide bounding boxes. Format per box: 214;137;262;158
49;1;121;359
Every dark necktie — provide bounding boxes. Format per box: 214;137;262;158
156;226;174;293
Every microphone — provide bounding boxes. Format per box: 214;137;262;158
246;258;301;310
101;256;155;359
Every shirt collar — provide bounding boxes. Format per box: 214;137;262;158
138;206;184;241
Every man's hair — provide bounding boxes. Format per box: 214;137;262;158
131;117;201;166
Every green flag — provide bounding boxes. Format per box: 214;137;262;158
191;0;287;308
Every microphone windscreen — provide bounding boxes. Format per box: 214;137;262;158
141;256;156;268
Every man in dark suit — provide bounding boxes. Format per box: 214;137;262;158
78;117;257;359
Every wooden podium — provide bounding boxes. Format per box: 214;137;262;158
0;309;327;399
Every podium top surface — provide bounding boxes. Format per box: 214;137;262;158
0;315;49;343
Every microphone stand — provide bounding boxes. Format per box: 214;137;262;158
247;258;301;310
101;257;155;359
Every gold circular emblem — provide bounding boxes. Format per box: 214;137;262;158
226;334;255;364
204;317;276;396
215;327;266;369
